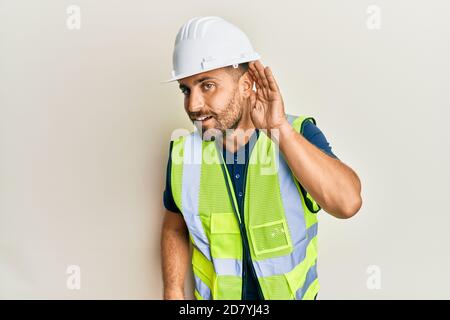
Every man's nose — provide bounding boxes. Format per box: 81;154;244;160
186;89;204;114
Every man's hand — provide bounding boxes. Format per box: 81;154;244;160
248;61;288;132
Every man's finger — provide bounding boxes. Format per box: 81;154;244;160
249;64;264;95
264;66;280;93
254;61;270;92
248;63;260;85
252;61;270;98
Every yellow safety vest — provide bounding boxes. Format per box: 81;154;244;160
171;114;320;300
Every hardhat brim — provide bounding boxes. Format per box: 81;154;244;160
161;55;261;84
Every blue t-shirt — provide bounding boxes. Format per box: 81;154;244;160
163;120;337;300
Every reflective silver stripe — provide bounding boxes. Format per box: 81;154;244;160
213;258;243;276
284;113;308;249
295;263;318;300
194;274;212;300
286;114;296;124
182;132;211;261
278;154;307;248
253;223;318;277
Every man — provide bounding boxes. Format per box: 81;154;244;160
161;16;362;300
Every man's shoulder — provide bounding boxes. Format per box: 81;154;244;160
169;130;197;145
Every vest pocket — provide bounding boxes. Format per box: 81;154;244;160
258;274;295;300
249;219;292;256
210;212;242;259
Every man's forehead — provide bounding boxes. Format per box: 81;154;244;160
178;67;229;86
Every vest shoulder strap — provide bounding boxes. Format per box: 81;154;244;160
286;114;321;213
287;114;316;135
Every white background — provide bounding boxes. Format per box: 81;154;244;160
1;0;449;299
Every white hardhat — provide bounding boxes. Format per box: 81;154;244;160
165;16;260;82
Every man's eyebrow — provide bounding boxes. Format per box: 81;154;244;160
179;77;219;90
194;77;219;84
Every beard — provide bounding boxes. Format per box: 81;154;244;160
200;87;243;141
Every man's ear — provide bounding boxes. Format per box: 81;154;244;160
239;72;254;98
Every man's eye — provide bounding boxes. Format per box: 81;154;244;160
203;83;215;90
181;89;189;96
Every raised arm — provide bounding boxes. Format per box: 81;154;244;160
248;61;362;219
